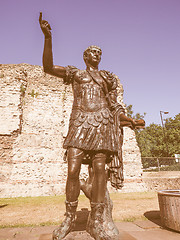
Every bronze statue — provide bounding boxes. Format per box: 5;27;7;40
39;12;145;240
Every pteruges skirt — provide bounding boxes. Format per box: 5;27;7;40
63;106;124;189
63;107;119;153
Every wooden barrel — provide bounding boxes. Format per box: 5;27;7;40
158;190;180;232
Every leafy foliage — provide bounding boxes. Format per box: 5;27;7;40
126;105;180;157
126;104;146;120
136;114;180;157
164;113;180;156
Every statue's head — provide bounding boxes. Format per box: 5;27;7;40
83;45;102;67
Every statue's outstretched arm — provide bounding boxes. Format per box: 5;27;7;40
39;12;66;78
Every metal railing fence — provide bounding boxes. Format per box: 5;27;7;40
141;157;180;172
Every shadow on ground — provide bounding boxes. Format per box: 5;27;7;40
0;204;8;208
144;210;163;227
73;208;90;231
144;210;180;234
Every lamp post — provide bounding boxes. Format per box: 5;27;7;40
160;111;169;156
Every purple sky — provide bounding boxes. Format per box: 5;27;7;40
1;0;180;126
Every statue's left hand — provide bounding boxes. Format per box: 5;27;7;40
134;119;145;129
120;117;145;130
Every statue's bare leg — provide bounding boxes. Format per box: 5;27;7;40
80;156;119;239
91;152;106;202
53;148;84;240
87;152;114;239
66;148;84;201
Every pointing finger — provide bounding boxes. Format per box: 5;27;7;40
39;12;42;24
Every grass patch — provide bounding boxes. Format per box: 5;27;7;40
0;221;60;229
110;191;156;200
121;216;146;222
0;192;159;228
0;194;89;207
0;195;66;206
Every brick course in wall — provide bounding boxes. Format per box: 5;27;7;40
0;64;147;197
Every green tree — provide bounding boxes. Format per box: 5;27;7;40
136;124;164;157
165;113;180;156
126;104;146;120
135;114;180;157
126;104;134;118
125;105;180;157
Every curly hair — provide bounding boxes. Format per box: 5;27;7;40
83;45;102;62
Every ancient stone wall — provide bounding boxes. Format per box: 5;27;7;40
0;64;146;197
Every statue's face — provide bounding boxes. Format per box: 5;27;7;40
86;47;102;67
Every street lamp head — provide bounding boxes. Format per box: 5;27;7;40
160;111;169;114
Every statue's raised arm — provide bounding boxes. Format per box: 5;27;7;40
39;12;66;78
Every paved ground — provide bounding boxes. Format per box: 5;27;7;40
0;213;180;240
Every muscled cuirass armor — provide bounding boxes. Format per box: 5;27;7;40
72;73;108;112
